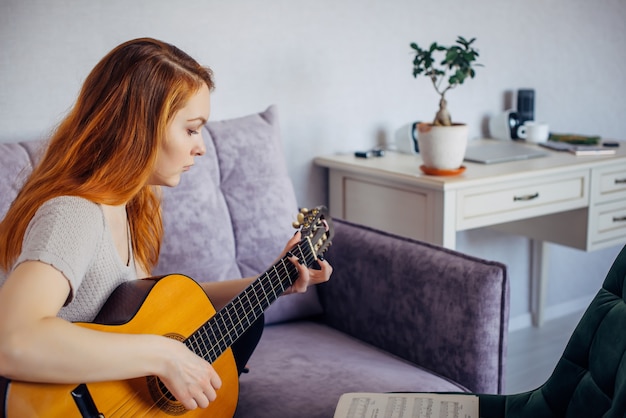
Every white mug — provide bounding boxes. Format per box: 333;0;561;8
488;109;520;141
394;121;419;154
518;121;550;143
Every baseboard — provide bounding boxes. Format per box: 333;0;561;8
508;294;593;332
543;294;592;322
508;313;532;332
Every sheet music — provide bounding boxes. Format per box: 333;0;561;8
333;392;478;418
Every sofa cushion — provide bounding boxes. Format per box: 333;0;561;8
154;106;323;324
236;321;467;418
0;143;37;219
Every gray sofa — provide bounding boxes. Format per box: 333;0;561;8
0;105;509;418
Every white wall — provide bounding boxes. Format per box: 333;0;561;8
2;0;625;327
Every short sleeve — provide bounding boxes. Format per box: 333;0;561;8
16;196;105;300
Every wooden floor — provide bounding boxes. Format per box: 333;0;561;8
504;310;584;394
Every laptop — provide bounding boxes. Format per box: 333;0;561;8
464;141;547;164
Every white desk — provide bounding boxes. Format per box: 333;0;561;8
315;140;626;325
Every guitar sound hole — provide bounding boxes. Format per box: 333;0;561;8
158;378;176;402
147;376;186;416
144;331;187;415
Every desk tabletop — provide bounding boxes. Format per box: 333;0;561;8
314;139;626;191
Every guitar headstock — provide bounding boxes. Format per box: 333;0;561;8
292;206;334;259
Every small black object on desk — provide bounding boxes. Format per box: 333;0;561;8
355;148;385;158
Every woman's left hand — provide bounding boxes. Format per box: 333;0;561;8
282;231;333;294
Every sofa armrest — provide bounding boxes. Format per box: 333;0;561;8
318;219;509;394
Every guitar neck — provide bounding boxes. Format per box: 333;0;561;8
185;238;315;362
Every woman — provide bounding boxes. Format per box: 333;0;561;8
0;38;332;412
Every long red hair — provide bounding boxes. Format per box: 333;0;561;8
0;38;214;274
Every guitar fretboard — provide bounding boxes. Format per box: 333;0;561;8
184;239;315;362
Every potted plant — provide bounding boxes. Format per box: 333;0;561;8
410;36;481;174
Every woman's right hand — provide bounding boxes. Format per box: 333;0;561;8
157;337;222;410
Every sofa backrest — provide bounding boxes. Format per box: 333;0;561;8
0;105;322;324
0;141;43;217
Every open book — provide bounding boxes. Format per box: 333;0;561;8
334;392;478;418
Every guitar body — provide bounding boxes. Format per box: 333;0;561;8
1;274;239;418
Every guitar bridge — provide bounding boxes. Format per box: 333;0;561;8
71;384;104;418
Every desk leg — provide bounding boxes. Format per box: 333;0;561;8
531;239;549;327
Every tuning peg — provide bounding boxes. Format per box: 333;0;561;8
292;221;300;229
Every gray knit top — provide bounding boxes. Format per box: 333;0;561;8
0;196;137;322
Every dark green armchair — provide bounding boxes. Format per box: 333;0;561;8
478;244;626;417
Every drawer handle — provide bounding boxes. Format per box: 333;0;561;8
615;178;626;184
513;192;539;202
613;216;626;222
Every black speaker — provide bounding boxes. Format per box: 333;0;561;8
517;89;535;124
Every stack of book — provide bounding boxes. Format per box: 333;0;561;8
539;141;617;156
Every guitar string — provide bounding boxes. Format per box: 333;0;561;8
104;395;131;417
190;244;312;362
143;242;316;413
107;374;181;418
106;386;149;417
186;262;292;360
143;392;170;418
195;245;314;361
191;255;304;360
106;372;187;418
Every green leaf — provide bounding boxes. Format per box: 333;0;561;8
410;35;482;108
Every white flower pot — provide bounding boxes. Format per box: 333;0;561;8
417;123;468;170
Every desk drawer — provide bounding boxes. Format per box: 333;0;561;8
593;164;626;203
457;172;589;230
590;199;626;249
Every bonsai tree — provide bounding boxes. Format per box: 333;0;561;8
410;36;481;126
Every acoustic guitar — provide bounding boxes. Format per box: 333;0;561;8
0;207;333;417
